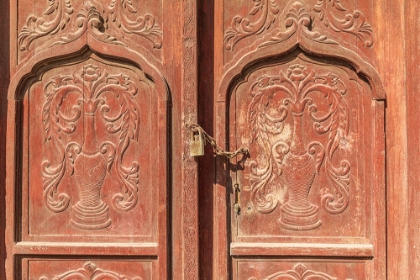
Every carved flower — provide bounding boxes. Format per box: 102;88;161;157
288;64;307;82
83;64;101;82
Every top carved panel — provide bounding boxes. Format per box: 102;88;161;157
17;0;163;54
223;0;374;59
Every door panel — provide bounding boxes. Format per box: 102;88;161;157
235;260;369;280
21;259;152;280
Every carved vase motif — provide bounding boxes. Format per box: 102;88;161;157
280;112;321;230
248;64;351;230
42;64;141;230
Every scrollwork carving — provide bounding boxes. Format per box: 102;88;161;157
314;0;374;47
18;0;163;51
52;1;126;47
224;0;374;51
224;0;279;50
42;64;141;229
259;1;337;48
18;0;74;51
109;0;163;48
248;64;350;230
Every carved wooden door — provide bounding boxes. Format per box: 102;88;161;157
2;0;414;279
5;0;174;279
208;0;386;279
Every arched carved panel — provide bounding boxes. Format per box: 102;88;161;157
231;53;370;237
20;55;162;240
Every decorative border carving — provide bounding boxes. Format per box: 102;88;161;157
18;0;163;51
182;0;199;278
39;262;143;280
248;263;345;280
224;0;374;51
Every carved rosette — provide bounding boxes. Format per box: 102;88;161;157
18;0;163;51
248;64;350;230
42;64;140;230
224;0;373;51
248;263;342;280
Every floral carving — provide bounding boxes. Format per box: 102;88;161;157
18;0;163;51
109;0;163;48
42;64;140;229
39;262;143;280
224;0;279;50
248;64;350;230
18;0;74;51
314;0;374;47
224;0;374;51
248;263;343;280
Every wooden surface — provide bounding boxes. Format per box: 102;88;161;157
0;0;419;279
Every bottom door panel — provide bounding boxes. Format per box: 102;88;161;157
20;258;154;280
234;259;370;280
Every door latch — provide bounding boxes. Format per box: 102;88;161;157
186;123;249;158
234;183;240;215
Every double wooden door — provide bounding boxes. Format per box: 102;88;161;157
1;0;417;279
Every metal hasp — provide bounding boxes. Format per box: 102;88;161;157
186;123;249;158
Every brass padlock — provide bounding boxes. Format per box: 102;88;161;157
190;130;205;156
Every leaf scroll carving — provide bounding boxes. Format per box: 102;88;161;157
18;0;163;51
109;0;163;49
314;0;374;47
224;0;280;50
18;0;74;51
224;0;374;51
247;64;351;230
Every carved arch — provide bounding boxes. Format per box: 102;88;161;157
9;39;169;101
218;38;385;103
